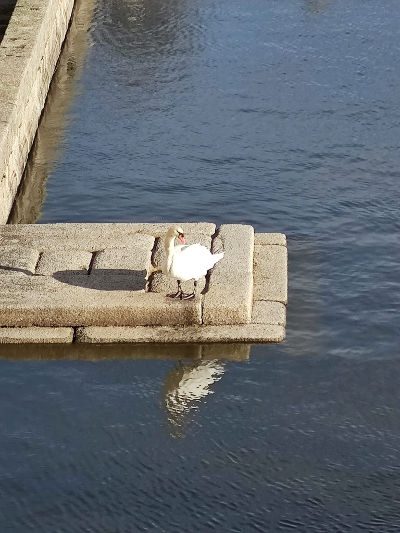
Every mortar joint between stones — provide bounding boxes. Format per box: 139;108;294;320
34;251;43;275
146;236;160;292
200;225;221;324
87;250;103;275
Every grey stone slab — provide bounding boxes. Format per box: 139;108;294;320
253;244;288;304
204;273;253;325
76;324;285;344
255;233;287;246
0;274;201;327
203;224;254;325
91;234;154;273
0;246;39;275
0;223;215;251
0;327;73;344
252;301;286;326
0;224;140;251
0;223;215;241
35;250;92;275
210;225;254;272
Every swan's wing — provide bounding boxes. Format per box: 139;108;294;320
179;243;206;255
210;252;224;267
171;244;223;281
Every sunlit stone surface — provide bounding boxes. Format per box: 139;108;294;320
0;223;287;343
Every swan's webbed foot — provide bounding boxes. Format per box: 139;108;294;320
167;289;183;299
180;281;197;301
168;281;197;301
181;292;195;300
168;280;183;299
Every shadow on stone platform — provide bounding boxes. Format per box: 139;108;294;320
53;269;147;291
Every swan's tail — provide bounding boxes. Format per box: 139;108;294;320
210;252;224;267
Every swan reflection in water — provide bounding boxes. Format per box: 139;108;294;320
304;0;332;14
0;341;250;439
163;344;250;438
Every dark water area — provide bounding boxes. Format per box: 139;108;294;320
0;0;17;43
3;0;400;530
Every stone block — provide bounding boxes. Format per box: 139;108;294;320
255;233;287;246
211;224;254;273
35;250;92;275
0;246;39;275
76;324;285;344
0;223;215;251
202;225;254;325
91;234;154;271
253;244;288;304
0;327;73;344
252;301;286;326
203;273;253;325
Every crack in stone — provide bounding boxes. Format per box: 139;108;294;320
87;250;102;275
146;236;160;292
201;225;222;325
33;251;43;275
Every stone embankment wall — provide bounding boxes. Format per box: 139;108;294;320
0;0;75;224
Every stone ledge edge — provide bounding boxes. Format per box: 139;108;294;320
0;324;285;344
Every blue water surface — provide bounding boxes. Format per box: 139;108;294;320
2;0;400;530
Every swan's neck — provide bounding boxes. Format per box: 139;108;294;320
165;236;176;272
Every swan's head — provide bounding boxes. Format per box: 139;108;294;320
166;226;186;245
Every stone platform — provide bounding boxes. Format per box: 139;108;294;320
0;223;287;344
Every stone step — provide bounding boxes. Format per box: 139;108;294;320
0;223;287;341
203;224;254;325
76;324;285;344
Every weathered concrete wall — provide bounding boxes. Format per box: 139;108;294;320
8;0;95;224
0;0;75;224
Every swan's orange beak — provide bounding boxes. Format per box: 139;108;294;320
178;234;186;244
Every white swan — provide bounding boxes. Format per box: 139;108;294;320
163;226;224;300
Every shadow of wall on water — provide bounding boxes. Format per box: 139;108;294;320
8;0;96;224
0;0;17;44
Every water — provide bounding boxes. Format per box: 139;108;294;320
0;0;17;43
3;0;400;530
